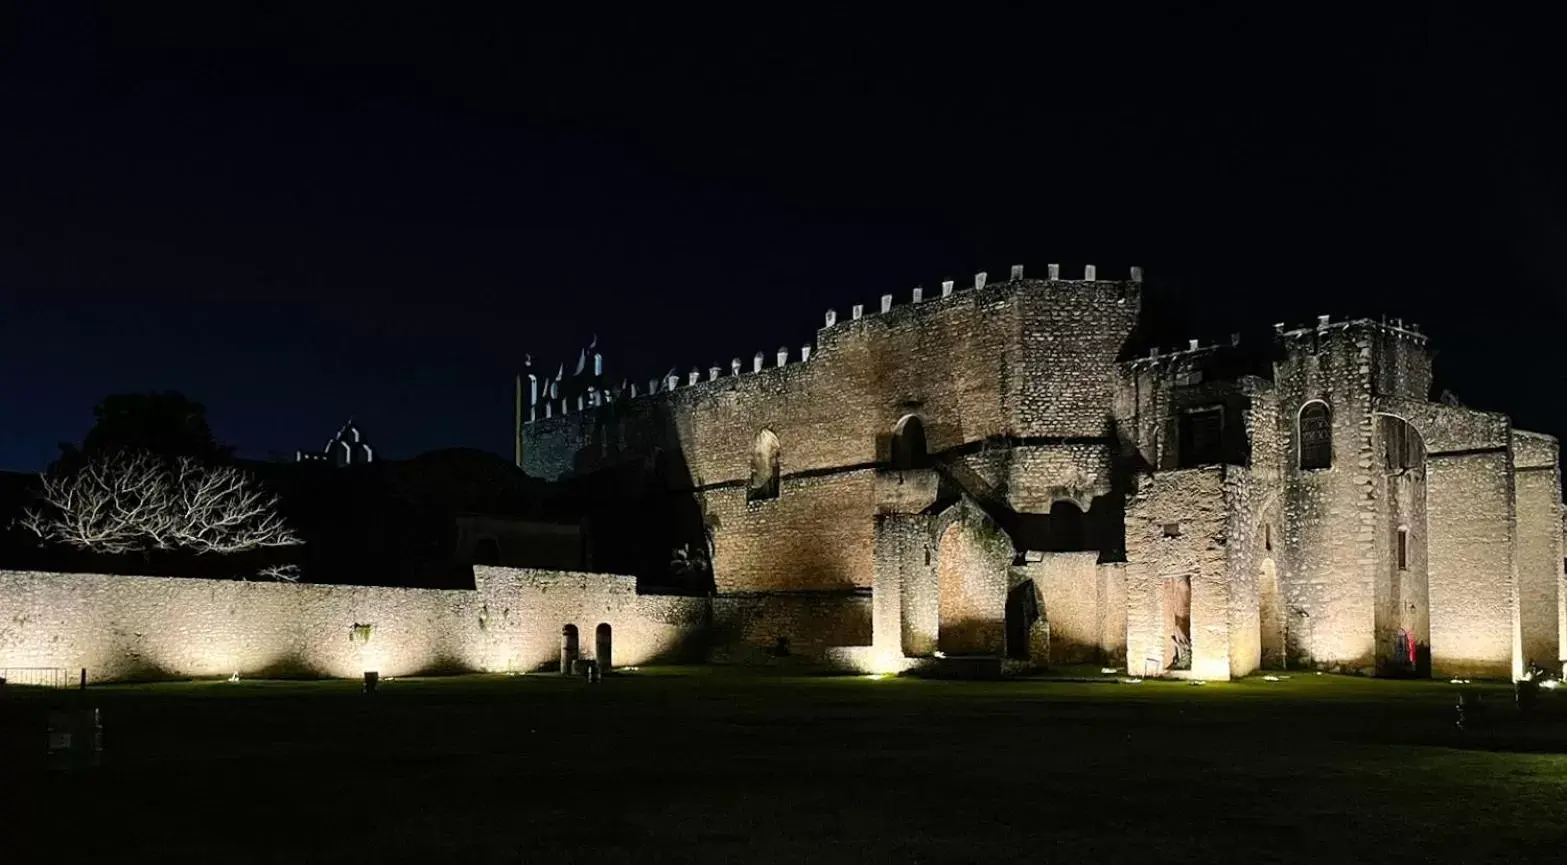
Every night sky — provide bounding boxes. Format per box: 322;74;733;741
2;5;1563;471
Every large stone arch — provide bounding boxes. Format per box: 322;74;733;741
929;499;1015;656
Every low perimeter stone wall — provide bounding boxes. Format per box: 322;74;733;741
0;567;707;683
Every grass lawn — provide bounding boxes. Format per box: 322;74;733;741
6;669;1566;863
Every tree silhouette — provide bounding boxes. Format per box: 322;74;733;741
57;391;233;469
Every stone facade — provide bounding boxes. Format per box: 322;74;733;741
523;269;1564;680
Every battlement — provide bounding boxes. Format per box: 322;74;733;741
1123;333;1243;371
1273;314;1430;346
519;263;1143;425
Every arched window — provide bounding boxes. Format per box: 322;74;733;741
1381;415;1425;472
890;415;929;469
748;429;780;501
1299;402;1332;470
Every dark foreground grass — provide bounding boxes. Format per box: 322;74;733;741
6;670;1567;863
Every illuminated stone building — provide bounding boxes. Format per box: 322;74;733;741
520;266;1564;680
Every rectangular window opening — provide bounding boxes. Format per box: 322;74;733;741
1397;528;1408;571
1162;522;1182;538
1178;406;1224;467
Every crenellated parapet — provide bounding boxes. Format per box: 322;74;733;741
1273;314;1429;346
518;263;1144;426
821;262;1139;334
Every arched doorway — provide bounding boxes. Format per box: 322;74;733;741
1005;581;1040;661
890;415;929;469
560;624;579;674
595;623;612;672
1258;557;1283;668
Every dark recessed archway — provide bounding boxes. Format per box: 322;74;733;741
595;623;613;672
891;414;929;470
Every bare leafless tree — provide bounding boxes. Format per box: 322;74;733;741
18;450;170;554
255;564;302;582
19;451;302;557
162;458;301;554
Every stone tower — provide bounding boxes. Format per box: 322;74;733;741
1272;316;1526;678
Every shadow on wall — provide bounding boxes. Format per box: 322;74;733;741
250;653;330;680
95;657;181;685
925;416;1133;564
561;401;715;595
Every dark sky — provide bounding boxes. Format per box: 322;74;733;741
2;5;1563;471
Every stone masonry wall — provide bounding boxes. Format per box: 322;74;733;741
1511;431;1562;669
1385;396;1516;676
697;471;876;592
709;593;872;663
1381;397;1518;678
1222;466;1274;679
873;512;931;658
1274;323;1382;672
522;275;1142;597
0;568;706;683
1124;467;1233;679
1424;452;1518;678
1028;552;1127;665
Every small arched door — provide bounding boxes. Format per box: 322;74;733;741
560;624;580;674
891;415;929;469
595;623;612;672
